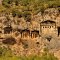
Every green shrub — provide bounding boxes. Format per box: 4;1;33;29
22;11;31;21
12;9;22;17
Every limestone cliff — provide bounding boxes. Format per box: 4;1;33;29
0;8;60;59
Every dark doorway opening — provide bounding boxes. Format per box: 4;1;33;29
4;26;12;34
21;29;30;38
58;27;60;36
31;30;39;38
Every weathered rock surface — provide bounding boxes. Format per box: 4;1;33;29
0;8;60;59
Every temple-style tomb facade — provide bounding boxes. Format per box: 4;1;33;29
40;20;56;35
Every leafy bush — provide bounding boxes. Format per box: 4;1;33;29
12;9;22;17
22;11;31;21
1;0;60;17
2;0;12;8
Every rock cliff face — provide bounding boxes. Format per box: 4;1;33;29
0;0;3;4
0;8;60;32
0;8;60;59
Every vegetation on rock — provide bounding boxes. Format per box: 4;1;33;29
0;47;58;60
